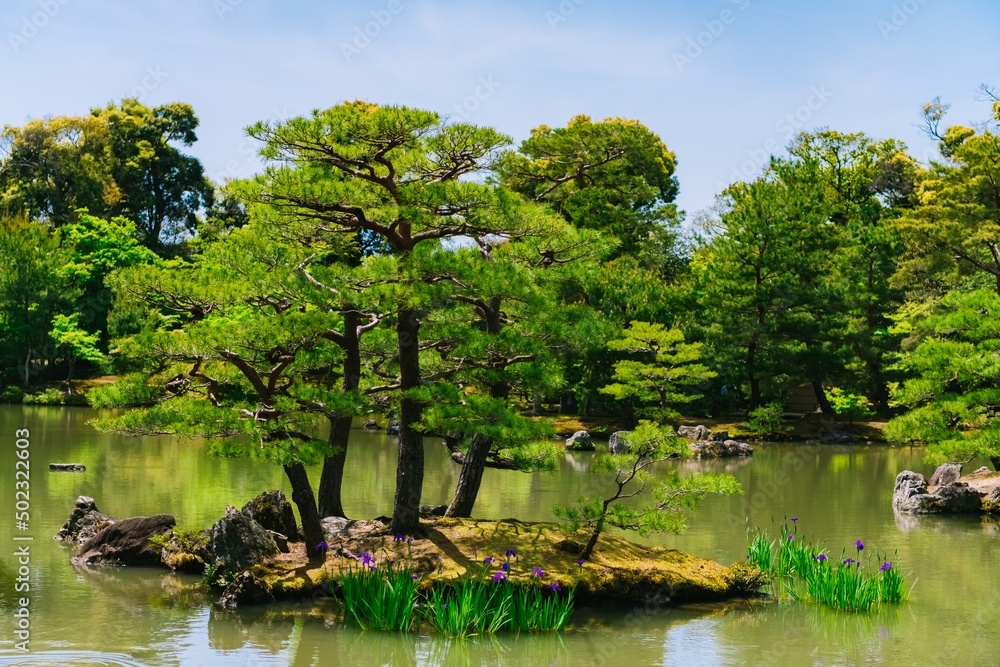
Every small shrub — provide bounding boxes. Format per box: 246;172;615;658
742;402;787;438
0;386;24;404
22;388;65;405
828;388;875;423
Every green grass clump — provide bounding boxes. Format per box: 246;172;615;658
423;561;575;636
746;520;912;612
337;554;418;631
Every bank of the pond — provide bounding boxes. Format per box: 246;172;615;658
258;518;759;606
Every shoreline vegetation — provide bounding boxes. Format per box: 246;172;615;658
9;375;888;444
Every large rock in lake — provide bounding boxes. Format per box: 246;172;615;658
692;440;753;459
677;425;711;442
608;431;630;454
55;496;115;544
929;463;963;487
209;506;279;572
74;514;175;566
565;430;594;451
240;490;298;540
893;470;984;514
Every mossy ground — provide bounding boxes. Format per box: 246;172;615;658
259;518;753;606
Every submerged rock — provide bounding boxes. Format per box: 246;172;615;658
929;463;963;487
385;418;400;436
362;419;380;431
608;431;630;454
74;514;176;566
217;571;274;609
209;507;279;572
55;496;115;543
565;430;594;451
893;470;984;514
240;490;298;540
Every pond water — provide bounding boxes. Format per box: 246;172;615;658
0;405;998;666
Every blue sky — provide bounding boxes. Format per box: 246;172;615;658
2;0;998;217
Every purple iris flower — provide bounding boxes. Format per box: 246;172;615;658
483;556;494;565
813;553;827;562
359;552;373;566
501;562;510;572
393;533;405;542
855;540;865;551
315;541;329;553
843;558;856;566
576;559;586;567
505;548;517;559
548;583;562;592
531;567;544;578
880;562;893;572
790;517;798;523
786;534;794;541
493;571;507;582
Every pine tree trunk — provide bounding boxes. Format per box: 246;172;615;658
318;310;360;519
445;433;491;518
391;307;424;534
282;462;325;561
317;418;350;518
812;380;834;415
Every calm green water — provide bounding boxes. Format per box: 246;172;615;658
0;405;998;666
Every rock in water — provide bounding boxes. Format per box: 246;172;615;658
55;496;115;543
692;440;753;458
217;571;274;609
240;490;298;540
565;430;594;451
677;425;711;442
209;507;279;572
385;418;400;436
929;462;962;487
608;431;630;454
74;514;176;566
49;463;86;472
362;419;380;431
709;430;729;442
893;470;984;514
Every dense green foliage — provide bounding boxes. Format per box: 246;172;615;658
3;85;999;536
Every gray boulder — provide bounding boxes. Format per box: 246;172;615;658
565;430;594;451
74;514;175;566
709;430;729;442
240;490;298;540
608;431;630;454
321;516;352;541
893;470;984;514
692;439;753;459
385;418;400;436
973;466;991;475
55;496;115;543
677;425;710;442
363;419;380;431
419;504;448;517
217;571;274;609
208;507;279;572
929;463;963;487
